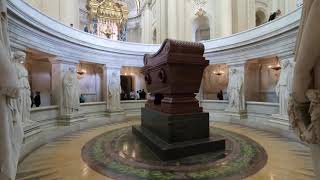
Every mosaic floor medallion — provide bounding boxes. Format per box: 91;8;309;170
82;127;268;180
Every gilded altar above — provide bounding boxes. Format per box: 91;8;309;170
87;0;129;40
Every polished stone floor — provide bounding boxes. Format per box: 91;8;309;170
17;118;315;180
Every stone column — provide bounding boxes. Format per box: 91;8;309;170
50;58;86;125
167;0;177;39
225;64;247;119
272;55;295;120
141;2;153;44
103;65;124;120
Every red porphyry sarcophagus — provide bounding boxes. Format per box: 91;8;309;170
142;39;209;114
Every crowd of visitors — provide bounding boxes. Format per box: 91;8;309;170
121;89;147;100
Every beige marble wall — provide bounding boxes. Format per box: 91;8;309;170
77;63;104;103
25;0;80;28
28;58;52;106
245;58;280;102
203;65;229;100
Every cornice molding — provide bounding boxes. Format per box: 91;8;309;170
7;0;301;68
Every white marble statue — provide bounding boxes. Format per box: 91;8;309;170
0;0;24;179
12;51;32;125
63;67;80;115
275;59;294;118
227;67;245;113
107;71;121;112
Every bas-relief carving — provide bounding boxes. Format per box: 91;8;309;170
0;0;24;179
226;67;245;113
275;59;294;118
289;0;320;144
107;69;122;112
12;51;33;126
288;1;320;176
62;67;80;115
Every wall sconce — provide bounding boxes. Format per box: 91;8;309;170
77;64;87;75
213;71;225;76
213;65;225;76
268;63;281;71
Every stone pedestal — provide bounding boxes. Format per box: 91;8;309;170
132;108;225;161
58;114;87;126
311;144;320;179
23;123;41;140
225;111;247;120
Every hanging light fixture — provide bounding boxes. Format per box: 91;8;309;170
268;64;281;71
268;58;282;71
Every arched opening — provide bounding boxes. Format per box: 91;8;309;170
192;16;210;42
256;10;267;26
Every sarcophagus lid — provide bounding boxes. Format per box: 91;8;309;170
142;39;209;114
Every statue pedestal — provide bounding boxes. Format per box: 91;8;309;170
107;110;125;123
132;108;226;161
225;110;247;120
23;122;41;140
272;114;289;120
311;144;320;179
58;114;87;126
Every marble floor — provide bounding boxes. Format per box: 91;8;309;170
17;118;315;180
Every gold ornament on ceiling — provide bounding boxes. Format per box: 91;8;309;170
87;0;129;26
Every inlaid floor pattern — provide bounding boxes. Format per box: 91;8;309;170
17;119;315;180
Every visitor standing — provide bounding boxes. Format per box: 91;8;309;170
34;91;41;107
268;9;281;21
140;89;146;100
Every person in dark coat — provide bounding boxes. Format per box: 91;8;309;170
140;89;146;100
269;9;281;21
34;91;41;107
217;90;224;100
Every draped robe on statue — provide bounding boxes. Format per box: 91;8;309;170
227;69;245;112
0;0;24;179
108;71;121;111
276;61;293;117
63;70;80;115
13;52;32;125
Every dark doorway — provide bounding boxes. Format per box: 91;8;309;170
121;75;133;100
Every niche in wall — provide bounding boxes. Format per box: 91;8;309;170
203;64;229;100
193;16;210;42
121;75;133;96
77;62;103;102
27;53;52;107
120;66;147;100
256;10;267;26
245;57;280;102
